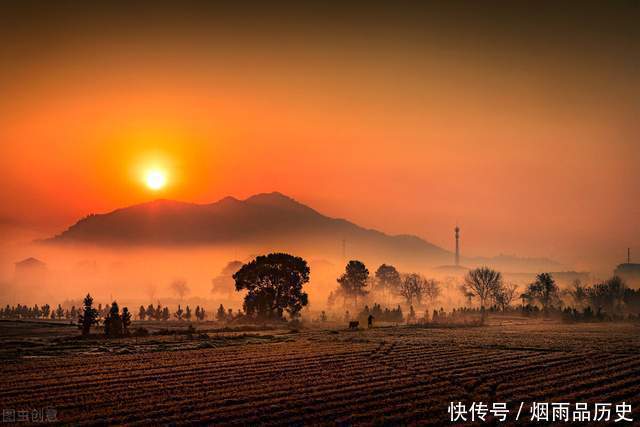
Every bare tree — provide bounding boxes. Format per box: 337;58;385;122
458;284;474;307
463;267;503;323
170;279;190;300
567;279;588;310
493;283;518;310
423;279;441;311
399;274;424;307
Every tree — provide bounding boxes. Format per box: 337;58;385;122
337;260;369;309
121;307;132;335
234;253;310;320
408;305;416;323
568;279;588;310
463;267;503;323
161;307;170;321
138;305;147;321
526;273;560;313
55;304;64;320
374;264;401;302
493;283;518;310
104;302;123;338
211;260;243;295
216;304;226;322
198;306;207;321
146;304;155;320
423;279;441;310
41;304;51;319
399;273;424;307
175;304;184;321
587;276;626;316
78;294;99;336
170;279;190;300
185;305;192;321
154;304;162;321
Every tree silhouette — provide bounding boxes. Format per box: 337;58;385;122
196;306;206;321
42;304;51;319
408;305;416;323
399;273;424;307
493;283;518;310
211;260;243;295
234;253;310;320
337;260;369;309
463;266;503;323
423;279;441;311
175;304;184;321
216;304;226;321
55;304;64;320
568;279;588;310
138;305;146;321
161;307;170;321
78;294;99;336
145;304;155;320
170;279;190;300
185;305;192;321
375;264;401;302
104;302;123;337
122;307;132;335
587;276;626;315
526;273;560;313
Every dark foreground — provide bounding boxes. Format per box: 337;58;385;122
1;318;639;425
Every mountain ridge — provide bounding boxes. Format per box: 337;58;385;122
45;192;562;272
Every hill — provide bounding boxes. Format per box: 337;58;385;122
46;192;451;268
46;192;563;272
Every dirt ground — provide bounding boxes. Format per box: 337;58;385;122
1;317;639;425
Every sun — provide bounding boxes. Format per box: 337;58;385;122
145;169;167;190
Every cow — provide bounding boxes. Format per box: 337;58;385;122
348;321;359;330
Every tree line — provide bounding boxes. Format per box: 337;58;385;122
0;303;75;320
520;273;640;321
137;303;208;322
329;262;445;313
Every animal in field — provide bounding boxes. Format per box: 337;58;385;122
348;321;359;330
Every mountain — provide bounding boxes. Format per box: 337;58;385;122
46;192;563;272
46;192;452;268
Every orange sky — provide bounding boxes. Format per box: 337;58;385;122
1;2;638;272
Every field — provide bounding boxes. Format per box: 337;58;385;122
1;318;640;425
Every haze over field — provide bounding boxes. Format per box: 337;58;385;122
1;2;638;305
